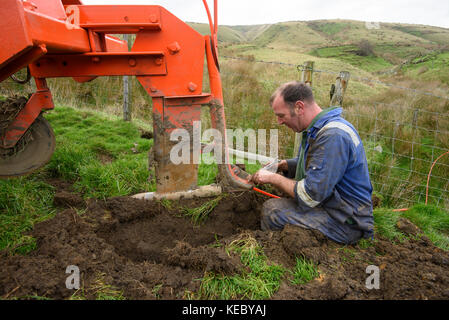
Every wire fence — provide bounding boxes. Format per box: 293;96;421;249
220;55;449;211
343;103;449;210
221;55;449;101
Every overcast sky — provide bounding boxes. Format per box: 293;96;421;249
82;0;449;29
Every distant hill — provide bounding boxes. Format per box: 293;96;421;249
190;19;449;58
187;22;247;43
189;19;449;83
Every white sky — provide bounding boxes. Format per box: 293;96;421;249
82;0;449;29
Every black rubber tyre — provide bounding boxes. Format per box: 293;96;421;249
0;116;55;178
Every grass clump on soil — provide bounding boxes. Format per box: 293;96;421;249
357;238;376;249
181;195;225;226
289;256;319;285
196;233;286;300
70;273;125;300
373;204;449;250
373;208;407;242
402;204;449;250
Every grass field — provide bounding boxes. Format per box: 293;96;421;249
310;45;393;72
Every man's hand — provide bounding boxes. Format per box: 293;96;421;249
248;159;288;185
249;168;276;185
248;164;297;198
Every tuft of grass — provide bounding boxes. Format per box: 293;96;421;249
403;204;449;233
357;238;376;249
373;208;407;242
402;204;449;250
373;205;449;251
152;284;163;299
180;195;225;226
45;142;97;181
338;247;358;263
159;199;174;210
70;273;126;300
196;233;286;300
289;256;319;285
208;234;223;249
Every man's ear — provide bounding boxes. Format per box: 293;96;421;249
295;100;305;114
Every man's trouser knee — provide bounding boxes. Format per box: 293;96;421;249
261;198;363;245
261;198;310;231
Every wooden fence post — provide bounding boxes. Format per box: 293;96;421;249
293;61;314;157
330;71;350;107
301;61;314;86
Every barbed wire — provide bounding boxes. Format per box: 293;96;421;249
371;181;443;206
221;55;449;101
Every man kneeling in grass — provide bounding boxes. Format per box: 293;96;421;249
249;81;374;244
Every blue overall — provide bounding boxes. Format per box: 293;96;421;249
261;107;374;244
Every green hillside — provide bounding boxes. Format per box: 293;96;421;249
229;24;271;42
388;23;449;46
200;19;449;84
188;22;246;43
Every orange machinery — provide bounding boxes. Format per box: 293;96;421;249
0;0;252;194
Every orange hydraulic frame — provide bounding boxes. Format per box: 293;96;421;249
0;0;252;193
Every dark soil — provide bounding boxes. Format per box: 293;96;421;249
140;130;153;140
0;192;448;300
0;96;28;136
47;178;86;209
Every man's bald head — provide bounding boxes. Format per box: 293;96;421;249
270;81;315;112
270;81;322;132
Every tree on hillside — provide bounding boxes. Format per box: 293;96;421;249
356;39;375;56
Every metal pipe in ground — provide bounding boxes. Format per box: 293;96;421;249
201;143;275;165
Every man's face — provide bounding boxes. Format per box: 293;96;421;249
271;95;305;132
